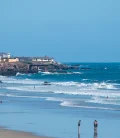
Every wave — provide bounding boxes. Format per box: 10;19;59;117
44;97;120;109
86;96;120;105
90;82;116;90
0;75;7;79
45;97;65;102
1;89;120;108
16;72;26;76
60;101;119;111
2;75;118;90
72;72;82;74
5;84;120;99
1;77;43;85
0;93;47;100
39;71;52;75
3;79;42;85
82;79;90;81
39;71;82;75
54;81;118;90
0;93;66;103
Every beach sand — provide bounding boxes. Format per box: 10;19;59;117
0;128;49;138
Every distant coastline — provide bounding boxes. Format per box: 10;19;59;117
0;52;79;76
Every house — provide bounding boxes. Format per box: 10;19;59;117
0;58;19;63
0;52;11;62
0;53;10;59
32;56;55;63
0;53;19;63
7;58;19;63
17;57;32;62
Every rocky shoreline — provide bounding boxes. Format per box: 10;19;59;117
0;62;80;76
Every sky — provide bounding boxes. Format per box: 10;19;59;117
0;0;119;62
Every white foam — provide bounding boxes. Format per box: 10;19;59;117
39;71;66;75
86;96;120;105
46;97;65;102
16;72;25;76
53;81;77;86
2;78;43;85
0;93;46;99
5;82;120;98
52;81;118;90
0;74;118;91
2;77;120;107
0;75;43;85
0;75;7;79
82;79;89;81
39;71;82;75
60;101;119;111
72;72;82;74
2;84;120;107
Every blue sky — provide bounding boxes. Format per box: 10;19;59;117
0;0;119;62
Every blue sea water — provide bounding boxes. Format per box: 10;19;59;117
0;63;120;138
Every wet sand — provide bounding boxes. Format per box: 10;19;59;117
0;128;49;138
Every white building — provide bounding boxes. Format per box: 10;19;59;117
32;56;55;63
0;53;10;59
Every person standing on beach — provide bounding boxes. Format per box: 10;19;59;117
94;120;98;136
94;120;98;128
94;120;98;138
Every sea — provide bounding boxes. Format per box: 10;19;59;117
0;63;120;138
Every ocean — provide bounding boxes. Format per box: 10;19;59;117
0;63;120;138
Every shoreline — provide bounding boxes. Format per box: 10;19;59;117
0;62;79;76
0;127;51;138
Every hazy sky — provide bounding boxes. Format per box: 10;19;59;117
0;0;119;62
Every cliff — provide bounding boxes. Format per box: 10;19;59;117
0;62;79;76
0;62;30;76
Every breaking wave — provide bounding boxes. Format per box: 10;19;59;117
60;101;120;111
39;71;82;75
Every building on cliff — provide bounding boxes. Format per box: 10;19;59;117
0;58;19;63
32;56;55;63
18;57;32;62
18;56;55;64
0;53;11;59
0;53;19;63
0;52;10;62
7;58;19;63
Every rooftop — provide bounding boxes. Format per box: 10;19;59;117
0;53;10;56
17;56;54;60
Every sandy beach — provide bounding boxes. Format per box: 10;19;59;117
0;128;48;138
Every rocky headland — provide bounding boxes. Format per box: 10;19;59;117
0;61;79;76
